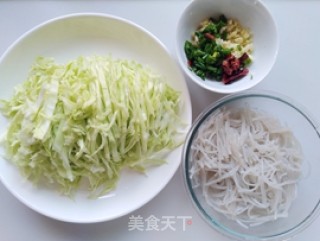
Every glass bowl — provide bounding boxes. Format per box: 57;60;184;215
182;90;320;240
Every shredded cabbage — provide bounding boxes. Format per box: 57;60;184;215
0;56;185;197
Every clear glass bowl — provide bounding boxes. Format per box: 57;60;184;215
182;90;320;241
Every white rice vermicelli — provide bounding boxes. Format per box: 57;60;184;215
189;107;302;227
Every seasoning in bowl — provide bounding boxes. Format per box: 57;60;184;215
184;15;253;84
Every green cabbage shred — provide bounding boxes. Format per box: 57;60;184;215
0;56;185;197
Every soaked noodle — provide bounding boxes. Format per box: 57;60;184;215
189;107;302;227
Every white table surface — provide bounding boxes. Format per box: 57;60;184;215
1;0;320;240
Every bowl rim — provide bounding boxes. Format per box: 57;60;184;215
182;89;320;240
175;0;279;94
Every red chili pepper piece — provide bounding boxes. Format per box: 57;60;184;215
239;53;249;64
222;54;240;75
222;68;249;84
221;54;249;84
204;33;215;41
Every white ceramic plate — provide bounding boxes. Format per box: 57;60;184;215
0;13;192;223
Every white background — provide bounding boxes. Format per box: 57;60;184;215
1;0;320;240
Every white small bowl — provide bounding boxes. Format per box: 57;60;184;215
176;0;279;94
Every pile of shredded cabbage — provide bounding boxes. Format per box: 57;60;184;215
189;107;303;227
0;56;185;197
